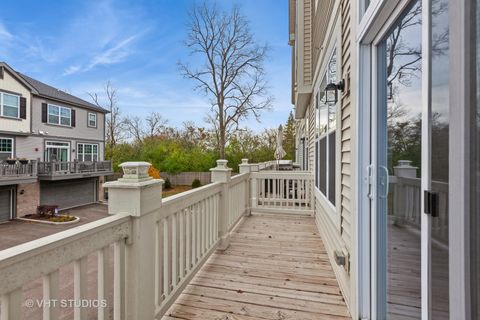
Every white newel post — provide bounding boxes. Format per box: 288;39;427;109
103;162;163;320
210;159;232;250
238;159;252;216
393;160;418;226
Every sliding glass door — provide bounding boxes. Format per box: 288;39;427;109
371;0;450;318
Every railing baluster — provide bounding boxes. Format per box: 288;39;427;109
43;270;60;320
155;221;163;306
97;247;110;320
114;240;126;320
186;208;191;271
179;210;185;281
74;257;88;320
163;218;170;297
1;288;23;320
171;213;178;287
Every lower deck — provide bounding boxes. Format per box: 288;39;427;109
164;213;350;320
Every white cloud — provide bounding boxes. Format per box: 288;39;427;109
0;22;12;39
63;65;81;76
85;34;141;71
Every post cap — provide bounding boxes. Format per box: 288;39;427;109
241;159;249;164
118;161;152;182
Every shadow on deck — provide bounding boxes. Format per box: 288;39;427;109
164;213;350;320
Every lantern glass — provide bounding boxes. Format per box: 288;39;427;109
325;83;338;104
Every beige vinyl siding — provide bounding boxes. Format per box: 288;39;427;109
340;0;352;253
312;0;335;73
0;69;31;134
303;0;312;85
308;0;353;310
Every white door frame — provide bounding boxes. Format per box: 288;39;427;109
356;0;431;318
448;0;473;318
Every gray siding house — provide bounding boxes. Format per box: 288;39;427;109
0;62;112;222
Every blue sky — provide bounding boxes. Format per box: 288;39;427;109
0;0;292;131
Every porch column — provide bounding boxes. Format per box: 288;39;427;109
238;159;252;216
104;162;163;320
210;159;232;250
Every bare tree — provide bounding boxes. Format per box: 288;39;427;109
124;112;168;142
179;2;272;158
145;112;168;138
88;81;125;158
124;116;144;142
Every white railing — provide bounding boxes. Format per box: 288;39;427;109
154;182;222;317
227;173;249;230
0;214;131;320
251;171;314;215
390;175;449;244
0;159;314;319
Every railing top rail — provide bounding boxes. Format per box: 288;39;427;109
0;214;131;295
159;182;223;218
229;172;249;186
251;170;314;179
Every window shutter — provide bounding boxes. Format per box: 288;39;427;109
71;109;76;127
0;67;3;80
42;103;47;123
19;97;27;119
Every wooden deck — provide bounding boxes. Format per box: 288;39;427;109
163;213;350;320
387;221;449;320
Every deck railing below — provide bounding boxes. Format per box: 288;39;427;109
0;161;37;180
37;160;113;177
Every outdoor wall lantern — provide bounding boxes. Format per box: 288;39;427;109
324;79;345;104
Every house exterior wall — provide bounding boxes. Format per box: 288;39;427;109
0;69;31;134
31;96;105;143
291;0;357;315
14;135;105;162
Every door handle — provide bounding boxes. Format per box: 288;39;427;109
366;164;374;199
379;165;389;199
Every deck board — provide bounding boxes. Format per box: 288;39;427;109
163;213;350;320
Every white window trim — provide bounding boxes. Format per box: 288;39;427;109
0;92;20;119
0;137;14;159
314;47;338;209
88;112;97;128
47;103;71;127
44;140;70;162
77;143;99;162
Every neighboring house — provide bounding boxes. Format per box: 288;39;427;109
290;0;477;319
0;62;112;223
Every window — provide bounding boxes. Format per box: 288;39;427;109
1;92;19;118
0;138;13;160
315;49;337;206
77;143;98;162
48;104;71;126
88;112;97;127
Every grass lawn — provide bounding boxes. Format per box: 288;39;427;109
163;185;192;197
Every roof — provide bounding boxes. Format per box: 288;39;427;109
16;72;108;113
0;62;108;113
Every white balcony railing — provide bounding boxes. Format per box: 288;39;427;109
0;159;312;319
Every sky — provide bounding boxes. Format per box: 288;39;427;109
0;0;292;131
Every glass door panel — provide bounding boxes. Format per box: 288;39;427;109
375;1;423;318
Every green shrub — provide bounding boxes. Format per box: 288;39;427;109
191;179;202;189
49;215;76;223
164;178;172;189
